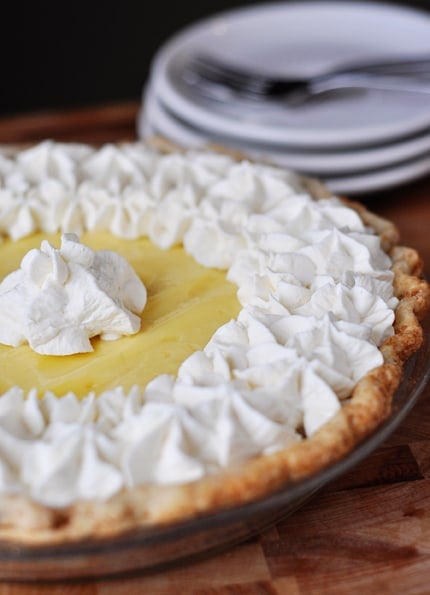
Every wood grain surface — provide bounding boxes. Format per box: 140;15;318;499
0;103;429;594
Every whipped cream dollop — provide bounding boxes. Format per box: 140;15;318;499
0;142;398;506
0;233;147;355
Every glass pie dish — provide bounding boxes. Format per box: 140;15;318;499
0;317;428;582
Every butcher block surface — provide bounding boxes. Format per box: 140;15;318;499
0;102;429;594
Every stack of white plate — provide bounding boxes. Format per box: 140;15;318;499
138;1;430;195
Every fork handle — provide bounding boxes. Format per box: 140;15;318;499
307;72;430;98
330;55;430;76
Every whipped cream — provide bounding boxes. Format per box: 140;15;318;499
0;142;398;506
0;233;147;355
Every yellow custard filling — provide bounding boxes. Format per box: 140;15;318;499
0;233;241;398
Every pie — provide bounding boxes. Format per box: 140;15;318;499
0;140;428;545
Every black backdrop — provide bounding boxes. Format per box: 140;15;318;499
1;0;429;117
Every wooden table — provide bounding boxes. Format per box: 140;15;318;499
0;102;429;594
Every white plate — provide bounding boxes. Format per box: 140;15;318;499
139;90;430;196
140;85;430;175
150;1;430;149
326;153;430;195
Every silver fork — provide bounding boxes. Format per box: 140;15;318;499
182;53;430;102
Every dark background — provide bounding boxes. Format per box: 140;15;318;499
1;0;430;117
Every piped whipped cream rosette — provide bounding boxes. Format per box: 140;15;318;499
0;234;147;355
0;141;403;506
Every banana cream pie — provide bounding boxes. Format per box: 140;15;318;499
0;141;428;544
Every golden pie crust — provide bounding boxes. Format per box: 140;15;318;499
0;141;428;545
